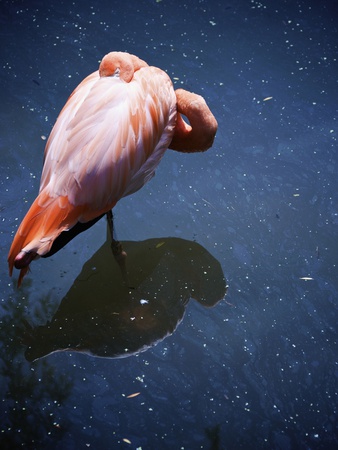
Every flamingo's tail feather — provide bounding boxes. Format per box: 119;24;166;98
8;190;86;286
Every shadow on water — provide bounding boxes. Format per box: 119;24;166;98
21;237;227;362
0;236;226;448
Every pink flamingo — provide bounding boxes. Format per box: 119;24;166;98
8;51;217;286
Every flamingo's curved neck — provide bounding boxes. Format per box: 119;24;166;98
169;89;218;153
99;52;148;82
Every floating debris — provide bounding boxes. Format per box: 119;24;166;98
156;241;165;248
299;277;314;281
126;392;141;399
263;96;273;101
122;438;132;444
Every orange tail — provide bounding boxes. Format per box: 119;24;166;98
8;189;86;286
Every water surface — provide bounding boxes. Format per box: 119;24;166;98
0;0;337;448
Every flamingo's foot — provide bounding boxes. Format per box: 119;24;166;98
111;239;127;267
106;210;130;286
111;239;130;286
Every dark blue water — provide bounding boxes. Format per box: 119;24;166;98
1;0;337;448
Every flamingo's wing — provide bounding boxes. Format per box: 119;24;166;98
41;67;176;217
8;66;177;283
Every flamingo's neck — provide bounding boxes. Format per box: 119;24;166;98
169;89;218;153
99;52;148;82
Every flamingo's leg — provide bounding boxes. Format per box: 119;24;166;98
106;210;128;284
